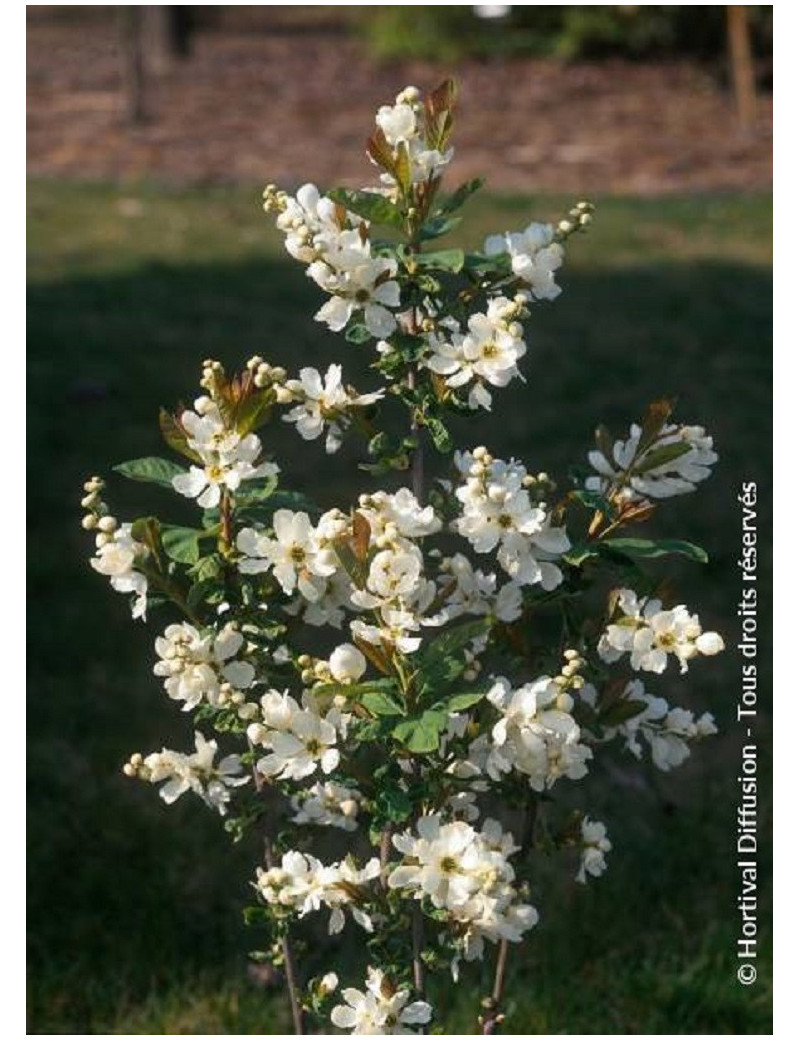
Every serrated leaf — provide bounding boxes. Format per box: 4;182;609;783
114;456;186;490
327;188;404;230
366;126;396;174
346;323;372;345
161;525;204;564
234;475;280;505
426;415;453;453
416;249;465;273
353;636;393;676
437;690;486;713
362;688;406;717
600;538;708;564
419;214;462;242
569;488;614;519
393;709;448;753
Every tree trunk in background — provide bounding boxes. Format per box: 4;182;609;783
118;6;146;125
168;6;195;58
727;5;757;130
141;5;173;76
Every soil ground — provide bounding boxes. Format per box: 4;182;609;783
27;10;772;194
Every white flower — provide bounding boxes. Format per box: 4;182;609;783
275;182;347;263
153;621;254;710
587;422;718;502
598;590;724;674
576;818;611;883
331;967;433;1035
255;853;380;935
256;706;342;781
238;510;338;601
290;781;362;831
483;676;592;791
578;679;718;771
484;222;564;300
172;407;277;508
138;731;248;815
329;643;367;684
376;102;418;145
388;816;537;966
453;449;569;588
90;522;149;619
309;238;401;338
283;365;384;454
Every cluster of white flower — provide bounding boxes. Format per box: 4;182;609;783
432;553;523;626
247;688;345;780
388;816;538;965
374;84;454;191
124;731;248;815
576;817;612;884
281;364;384;454
484;222;565;301
348;488;444;653
586;422;718;503
453;448;569;588
423;296;529;411
580;680;718;771
264;181;401;339
171;394;278;508
290;780;363;831
331;966;433;1035
237;508;340;600
153;621;255;711
89;526;149;620
598;589;724;675
476;675;592;791
255;851;379;935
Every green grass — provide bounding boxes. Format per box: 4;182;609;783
27;179;772;1033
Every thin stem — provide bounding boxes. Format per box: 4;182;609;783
480;939;510;1034
379;824;393;889
412;904;427;1023
251;754;306;1035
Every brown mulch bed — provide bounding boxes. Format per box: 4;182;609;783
26;16;772;194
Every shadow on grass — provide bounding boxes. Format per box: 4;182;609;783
27;257;771;1033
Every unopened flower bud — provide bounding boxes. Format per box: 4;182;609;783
82;514;98;530
297;654;312;668
98;515;118;533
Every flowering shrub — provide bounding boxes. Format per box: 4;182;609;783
83;80;724;1034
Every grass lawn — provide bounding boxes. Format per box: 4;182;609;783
27;179;772;1034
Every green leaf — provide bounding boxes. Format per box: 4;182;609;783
346;323;372;345
114;457;186;490
426;415;453;453
130;516;162;558
327;188;404;230
600;537;708;564
562;542;600;567
419;214;462;242
235;474;280;505
393;710;448;753
418;619;491;670
438;178;484;216
374;787;413;824
636;440;693;473
186;577;223;610
416;248;465;273
437;690;487;713
569;488;614;519
161;525;205;564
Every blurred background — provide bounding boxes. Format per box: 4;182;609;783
28;5;772;1034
